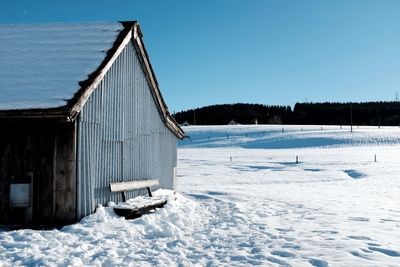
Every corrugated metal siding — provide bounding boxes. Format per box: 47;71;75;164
77;41;177;218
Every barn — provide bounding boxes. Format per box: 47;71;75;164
0;21;184;226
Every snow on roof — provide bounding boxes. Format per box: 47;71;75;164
0;22;123;110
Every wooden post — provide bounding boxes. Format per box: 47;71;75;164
296;156;298;164
230;156;232;162
147;187;153;197
282;128;284;133
374;154;377;162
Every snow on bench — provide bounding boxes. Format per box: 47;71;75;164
109;179;167;218
113;195;168;218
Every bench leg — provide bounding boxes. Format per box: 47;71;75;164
146;187;153;197
122;191;127;202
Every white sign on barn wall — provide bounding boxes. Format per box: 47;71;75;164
9;183;31;207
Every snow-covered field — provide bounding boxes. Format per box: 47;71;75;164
1;125;400;266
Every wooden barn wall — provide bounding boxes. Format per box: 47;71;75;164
77;41;177;218
0;120;76;226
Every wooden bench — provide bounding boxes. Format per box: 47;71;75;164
109;179;167;218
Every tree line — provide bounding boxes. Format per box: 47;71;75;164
173;102;400;126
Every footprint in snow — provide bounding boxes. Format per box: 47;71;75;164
344;169;366;179
304;168;323;172
266;256;290;266
271;250;296;258
230;255;248;261
275;228;295;233
207;191;226;196
350;250;371;260
347;235;372;241
380;218;400;223
309;258;329;267
312;230;339;235
283;237;296;242
282;243;301;250
348;216;369;222
368;246;400;257
187;193;212;200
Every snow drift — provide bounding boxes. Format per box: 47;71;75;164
179;125;400;149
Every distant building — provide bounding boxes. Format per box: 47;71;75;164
228;120;239;125
0;21;184;226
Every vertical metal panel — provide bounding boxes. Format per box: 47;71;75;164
77;41;178;218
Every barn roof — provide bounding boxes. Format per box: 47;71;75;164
0;21;184;139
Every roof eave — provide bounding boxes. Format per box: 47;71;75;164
0;107;70;121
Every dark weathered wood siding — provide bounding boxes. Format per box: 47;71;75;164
0;119;76;226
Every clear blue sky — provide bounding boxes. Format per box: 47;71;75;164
1;0;400;112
